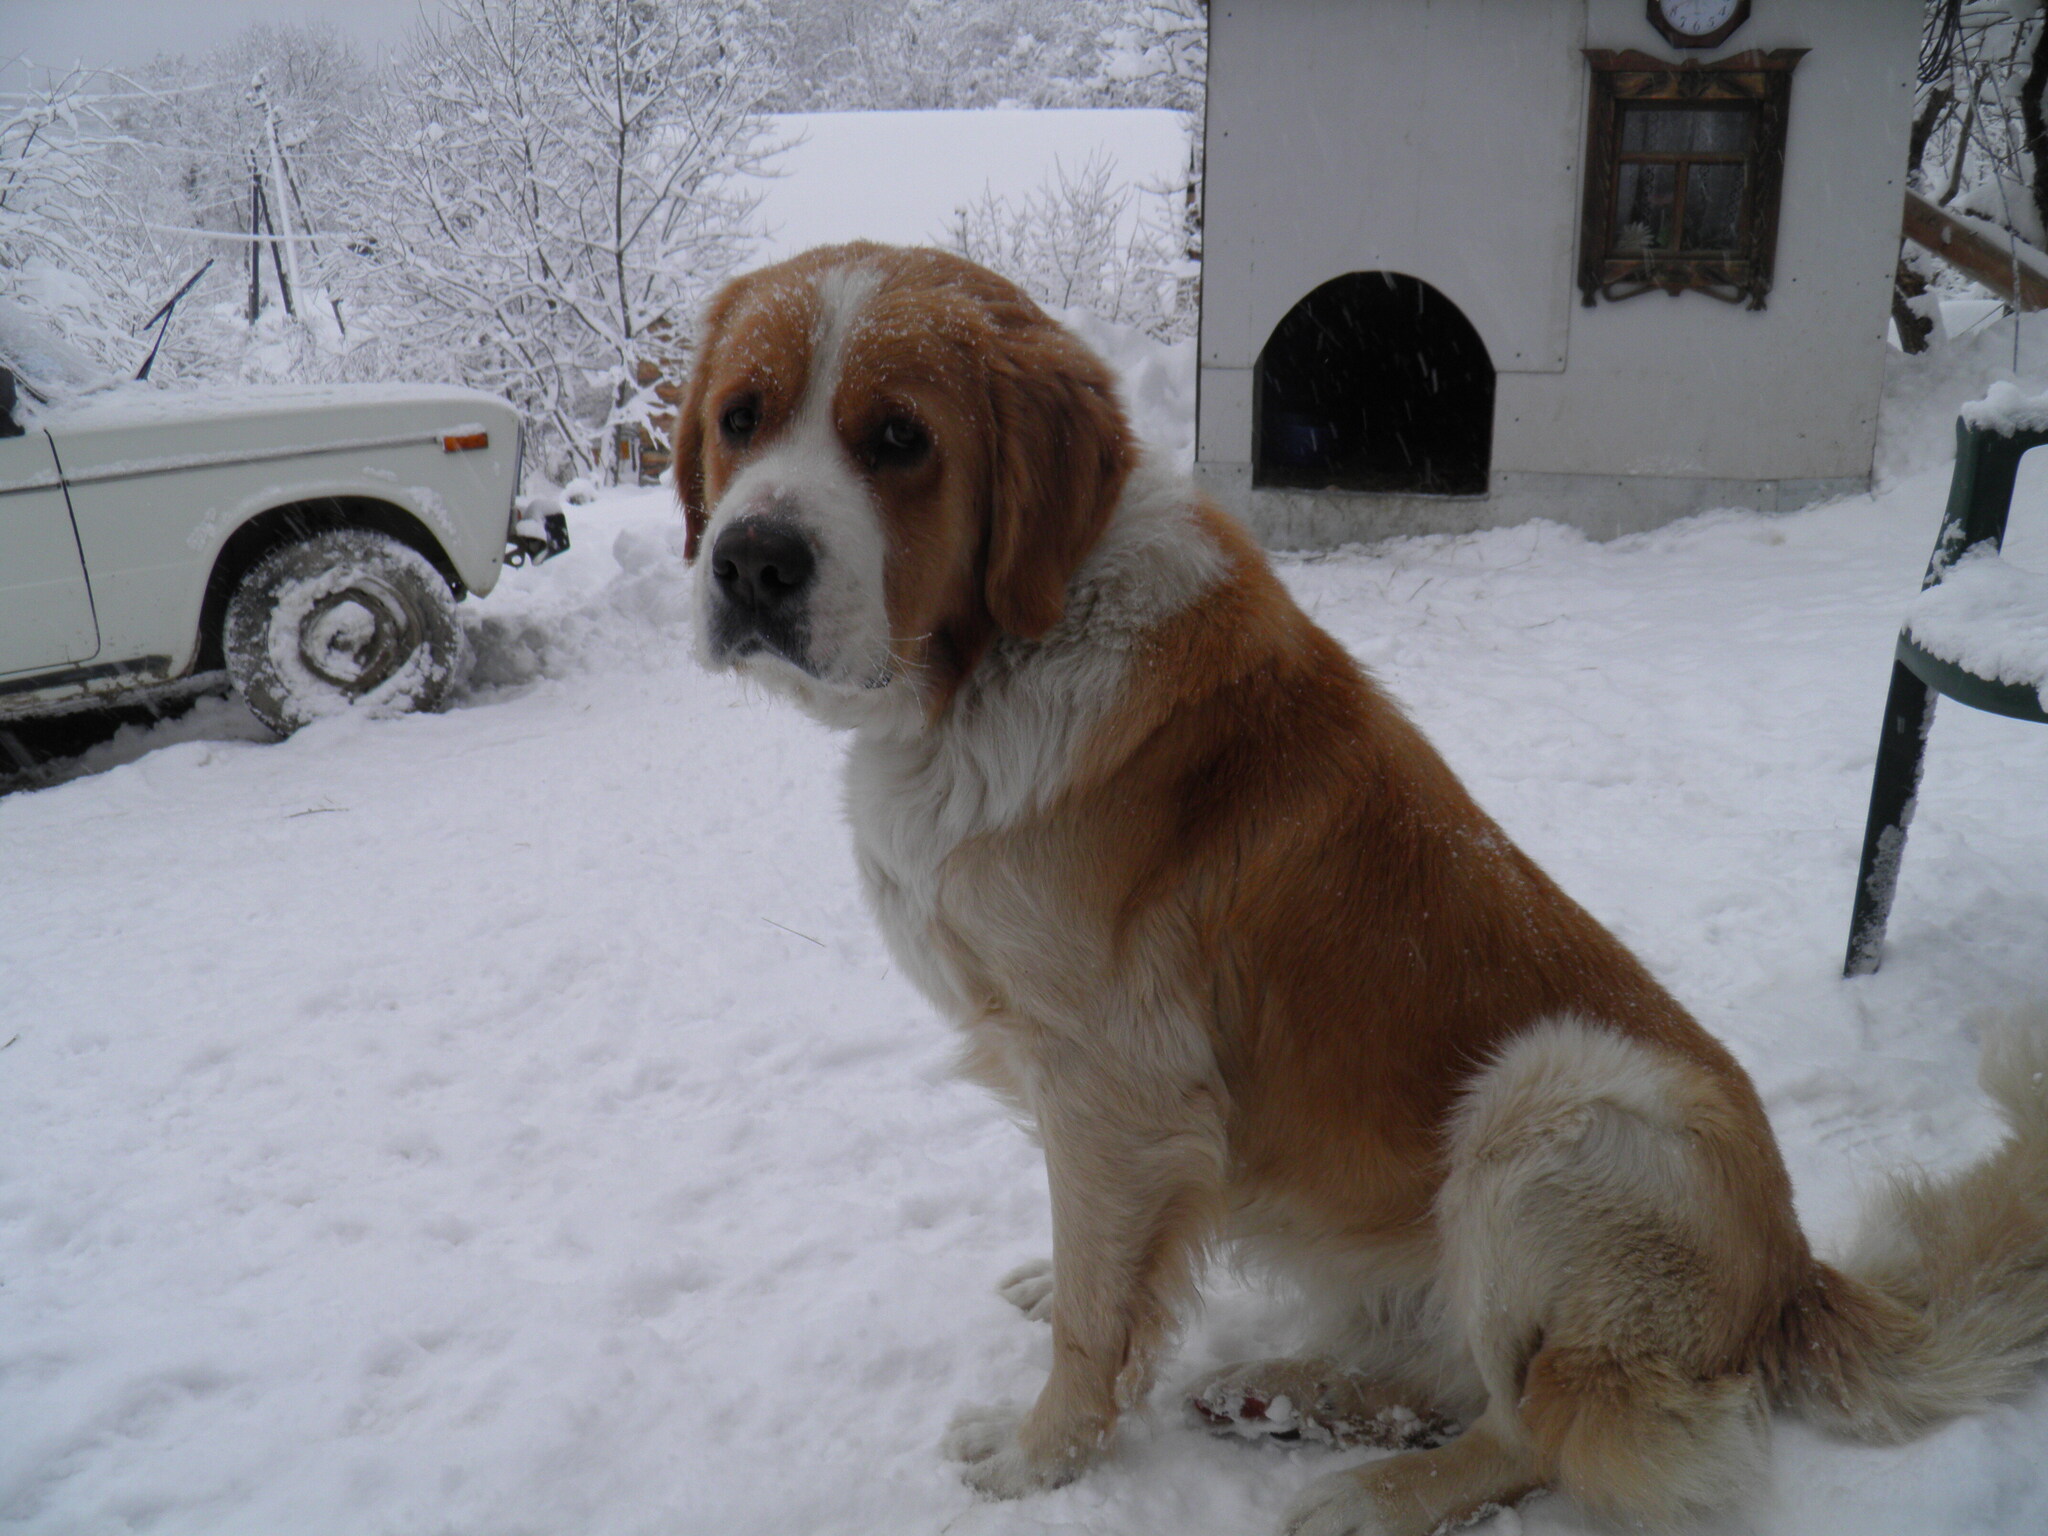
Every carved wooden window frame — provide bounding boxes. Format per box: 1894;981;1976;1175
1577;48;1806;310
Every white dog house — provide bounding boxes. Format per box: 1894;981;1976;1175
1196;0;1922;545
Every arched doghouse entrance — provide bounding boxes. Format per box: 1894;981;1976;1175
1255;272;1495;496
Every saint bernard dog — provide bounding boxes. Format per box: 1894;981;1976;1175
679;243;2048;1535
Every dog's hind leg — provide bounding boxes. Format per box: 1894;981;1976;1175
1281;1018;1792;1535
1283;1356;1760;1536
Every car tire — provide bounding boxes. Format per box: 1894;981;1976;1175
224;529;469;736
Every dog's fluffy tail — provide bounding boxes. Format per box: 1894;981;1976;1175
1766;1004;2048;1440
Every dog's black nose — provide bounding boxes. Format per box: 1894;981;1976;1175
711;520;815;612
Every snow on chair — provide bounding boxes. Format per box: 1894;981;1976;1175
1845;385;2048;976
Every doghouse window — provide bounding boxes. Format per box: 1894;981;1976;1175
1254;272;1493;497
1578;49;1805;309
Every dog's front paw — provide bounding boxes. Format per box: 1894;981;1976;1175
995;1258;1054;1321
941;1403;1084;1498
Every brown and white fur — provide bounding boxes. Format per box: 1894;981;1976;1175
678;243;2048;1534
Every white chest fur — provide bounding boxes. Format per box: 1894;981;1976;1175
843;458;1228;1021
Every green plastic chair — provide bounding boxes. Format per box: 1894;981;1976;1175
1844;411;2048;976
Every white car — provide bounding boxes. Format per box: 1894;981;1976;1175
0;367;566;736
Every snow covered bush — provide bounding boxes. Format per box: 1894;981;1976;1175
944;149;1195;340
1093;0;1206;299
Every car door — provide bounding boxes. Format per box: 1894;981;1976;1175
0;429;99;676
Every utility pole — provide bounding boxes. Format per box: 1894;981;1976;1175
246;154;263;321
253;167;296;317
251;72;306;314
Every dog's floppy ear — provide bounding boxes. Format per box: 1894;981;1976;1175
675;279;745;563
983;311;1135;639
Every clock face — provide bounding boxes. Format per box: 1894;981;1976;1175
1649;0;1750;47
1660;0;1740;29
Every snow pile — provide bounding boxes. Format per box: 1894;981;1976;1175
1059;306;1196;464
1908;545;2048;706
1874;307;2048;482
5;339;2048;1536
461;517;696;692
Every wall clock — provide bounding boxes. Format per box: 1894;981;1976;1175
1648;0;1752;49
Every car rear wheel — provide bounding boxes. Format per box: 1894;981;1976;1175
224;529;468;736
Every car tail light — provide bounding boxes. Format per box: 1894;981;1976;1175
442;430;489;453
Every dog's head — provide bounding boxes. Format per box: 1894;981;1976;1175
677;243;1134;721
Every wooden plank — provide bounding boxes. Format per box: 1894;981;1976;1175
1902;187;2048;310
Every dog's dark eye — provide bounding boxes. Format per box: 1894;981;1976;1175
720;399;760;444
871;415;928;467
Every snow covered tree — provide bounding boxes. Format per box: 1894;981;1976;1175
1899;1;2048;347
1908;4;2040;223
765;0;1121;110
2;27;385;386
123;25;380;378
0;65;183;376
1094;0;1206;114
348;0;778;476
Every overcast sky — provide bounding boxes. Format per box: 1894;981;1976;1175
5;0;438;76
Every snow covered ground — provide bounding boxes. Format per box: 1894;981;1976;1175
6;316;2048;1536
